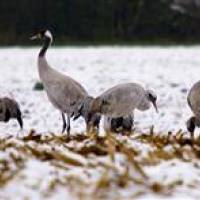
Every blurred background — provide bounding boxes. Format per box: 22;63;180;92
1;0;200;45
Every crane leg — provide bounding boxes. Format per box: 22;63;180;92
61;113;66;133
66;115;71;136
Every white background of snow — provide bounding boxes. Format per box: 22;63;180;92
0;46;198;135
0;46;200;200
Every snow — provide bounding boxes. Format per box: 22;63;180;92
0;46;200;199
0;46;197;134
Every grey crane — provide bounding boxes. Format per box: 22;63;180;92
30;29;98;135
186;81;200;138
88;83;158;131
73;96;133;134
0;97;23;129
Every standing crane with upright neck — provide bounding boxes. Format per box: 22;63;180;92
30;29;99;135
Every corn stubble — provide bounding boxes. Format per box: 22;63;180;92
0;128;199;199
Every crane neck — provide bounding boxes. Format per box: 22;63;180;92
39;37;52;57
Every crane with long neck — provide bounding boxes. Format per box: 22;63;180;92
30;29;89;135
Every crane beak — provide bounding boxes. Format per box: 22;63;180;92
17;115;23;129
30;35;38;40
30;33;41;40
16;109;23;129
153;101;158;113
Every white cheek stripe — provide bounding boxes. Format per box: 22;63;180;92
45;30;53;42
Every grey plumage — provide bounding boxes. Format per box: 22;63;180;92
187;81;200;136
0;97;23;129
89;83;158;132
73;96;134;134
31;29;88;135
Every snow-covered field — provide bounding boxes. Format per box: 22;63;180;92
0;46;200;199
0;46;198;134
